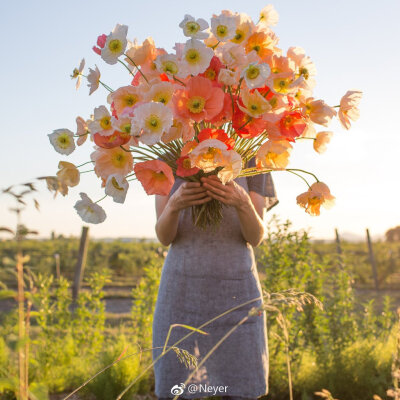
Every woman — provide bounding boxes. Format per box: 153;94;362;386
152;156;278;400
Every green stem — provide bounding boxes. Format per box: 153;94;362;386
94;195;107;203
118;59;135;77
123;53;149;84
76;161;94;168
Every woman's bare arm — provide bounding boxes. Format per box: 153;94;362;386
201;175;266;247
155;182;212;246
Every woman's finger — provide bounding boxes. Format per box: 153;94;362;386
206;190;228;204
183;181;201;189
184;191;210;201
183;186;207;194
188;196;212;205
202;181;227;197
201;177;227;190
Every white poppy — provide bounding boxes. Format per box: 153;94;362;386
210;13;238;42
179;14;209;40
48;129;76;155
241;62;271;89
181;39;214;76
89;105;113;136
105;174;129;203
101;24;128;65
132;102;173;145
154;53;186;78
87;65;101;95
74;192;106;224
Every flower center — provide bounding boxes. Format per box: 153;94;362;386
216;25;228;37
299;67;309;80
152;171;166;181
183;158;192;169
185;49;200;64
187;96;206;113
203;147;219;160
232;30;244;43
57;134;71;149
111;151;126;168
100;116;111;130
273;77;290;94
108;39;123;53
111;177;124;191
162;61;178;75
124;94;138;107
120;123;131;133
154;91;170;104
205;69;216;80
186;21;200;34
246;65;260;80
145;114;162;132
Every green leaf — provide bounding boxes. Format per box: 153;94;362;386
0;290;16;300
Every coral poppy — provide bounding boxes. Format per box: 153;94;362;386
176;155;200;177
173;75;224;122
134;159;175;196
198;128;235;150
278;111;307;142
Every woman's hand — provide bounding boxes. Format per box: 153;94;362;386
155;181;212;246
169;181;212;212
200;175;266;247
200;175;251;210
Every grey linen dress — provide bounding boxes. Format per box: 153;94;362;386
152;157;278;399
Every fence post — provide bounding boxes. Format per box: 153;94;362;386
366;228;379;290
335;228;342;255
72;226;90;303
54;253;60;280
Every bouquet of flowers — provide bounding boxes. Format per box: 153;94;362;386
48;4;362;229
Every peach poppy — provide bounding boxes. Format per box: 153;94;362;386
313;131;333;154
173;75;225;122
188;138;228;172
176;155;200;177
256;139;292;170
198;128;235;150
278;111;307;142
217;149;242;184
218;68;240;86
338;90;363;130
296;182;335;216
56;161;80;195
91;146;133;180
76;116;89;146
245;30;279;60
302;98;337;127
134;159;174;196
110;86;142;115
125;37;156;67
238;88;272;118
230;12;254;44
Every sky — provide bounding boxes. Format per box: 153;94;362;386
0;0;399;241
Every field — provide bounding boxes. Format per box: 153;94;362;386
1;217;400;400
